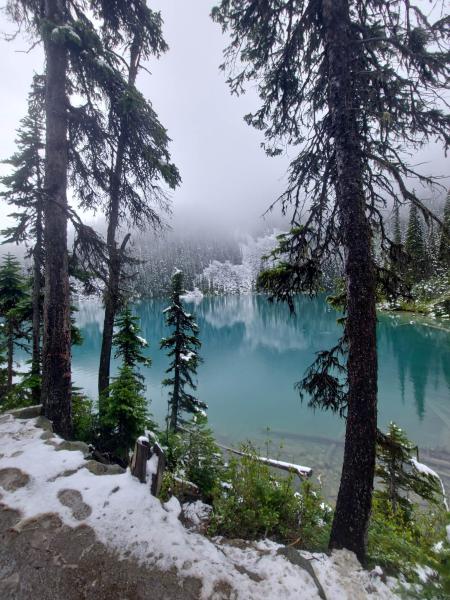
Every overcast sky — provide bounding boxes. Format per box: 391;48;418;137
0;0;447;237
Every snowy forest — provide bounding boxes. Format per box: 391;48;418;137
0;1;449;599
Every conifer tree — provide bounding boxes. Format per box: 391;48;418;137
213;0;448;560
393;205;402;248
1;75;45;403
439;192;450;269
96;12;180;403
112;305;150;377
376;422;444;517
0;255;28;393
161;271;206;432
405;202;428;283
6;1;179;436
101;304;151;463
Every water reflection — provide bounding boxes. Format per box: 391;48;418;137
72;296;450;457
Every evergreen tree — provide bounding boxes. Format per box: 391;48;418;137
101;365;149;464
96;12;180;404
393;205;402;248
1;75;45;404
112;305;150;377
405;202;428;283
438;192;450;269
101;304;151;463
161;270;206;432
6;1;179;436
213;0;447;560
376;422;444;518
0;255;29;393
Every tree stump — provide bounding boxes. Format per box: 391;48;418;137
150;442;166;496
130;437;151;483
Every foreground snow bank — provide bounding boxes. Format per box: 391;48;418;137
0;413;398;600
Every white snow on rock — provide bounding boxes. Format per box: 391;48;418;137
0;414;400;600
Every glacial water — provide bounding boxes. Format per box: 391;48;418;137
73;295;450;498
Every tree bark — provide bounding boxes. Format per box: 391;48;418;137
41;0;72;438
6;315;14;391
31;191;44;404
98;37;141;404
323;0;378;563
169;312;181;432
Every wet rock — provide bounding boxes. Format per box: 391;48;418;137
5;405;42;419
83;460;125;476
57;489;92;521
0;469;30;492
34;416;53;432
55;441;90;457
277;546;328;600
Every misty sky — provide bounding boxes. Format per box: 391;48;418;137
0;0;448;237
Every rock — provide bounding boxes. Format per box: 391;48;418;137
57;489;92;521
277;546;328;600
83;461;125;476
0;468;30;492
34;416;53;432
40;431;54;441
55;441;90;457
5;405;42;419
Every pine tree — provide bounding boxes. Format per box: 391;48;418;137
438;192;450;269
101;365;149;463
0;255;29;394
101;304;151;463
112;305;150;377
393;205;402;248
1;75;45;404
161;270;206;432
96;11;180;404
376;422;444;518
405;202;428;283
6;1;179;436
213;0;447;560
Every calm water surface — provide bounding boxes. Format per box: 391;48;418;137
74;295;450;498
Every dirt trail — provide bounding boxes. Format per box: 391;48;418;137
0;504;202;600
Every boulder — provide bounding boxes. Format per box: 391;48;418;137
83;461;125;476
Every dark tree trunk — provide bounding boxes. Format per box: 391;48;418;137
41;0;72;438
98;38;141;404
323;0;378;563
7;316;14;391
169;313;181;432
31;194;44;404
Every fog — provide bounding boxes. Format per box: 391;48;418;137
0;0;447;242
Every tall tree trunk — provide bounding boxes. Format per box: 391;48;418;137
169;313;181;432
98;37;141;404
323;0;378;563
31;193;44;404
7;316;14;391
41;0;72;437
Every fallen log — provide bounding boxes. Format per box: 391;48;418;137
218;444;312;479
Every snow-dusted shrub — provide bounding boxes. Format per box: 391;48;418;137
209;444;332;548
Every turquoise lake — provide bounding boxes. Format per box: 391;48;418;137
73;295;450;498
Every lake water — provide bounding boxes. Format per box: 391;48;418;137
73;295;450;499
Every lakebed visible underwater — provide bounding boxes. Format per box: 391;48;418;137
73;295;450;499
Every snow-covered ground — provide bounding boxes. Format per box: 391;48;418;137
0;412;400;600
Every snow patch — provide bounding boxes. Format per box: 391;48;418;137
0;414;400;600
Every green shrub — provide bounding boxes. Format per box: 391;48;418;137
209;444;332;548
72;390;96;443
160;414;224;501
368;497;449;595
